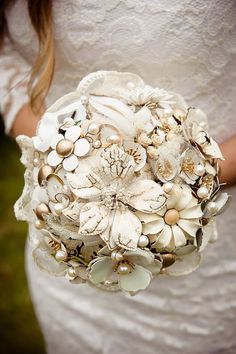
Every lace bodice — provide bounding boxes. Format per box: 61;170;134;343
1;0;236;140
1;1;236;354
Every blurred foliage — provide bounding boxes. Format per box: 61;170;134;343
0;124;46;353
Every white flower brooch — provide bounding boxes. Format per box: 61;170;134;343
15;71;230;295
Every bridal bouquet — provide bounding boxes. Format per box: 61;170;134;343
15;71;230;295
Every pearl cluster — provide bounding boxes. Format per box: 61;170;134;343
103;186;131;210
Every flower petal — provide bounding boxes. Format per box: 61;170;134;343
32;244;67;276
110;209;142;250
89;258;114;284
63;154;79;171
119;264;152;292
203;138;223;159
163;251;201;276
47;150;63;167
155;225;172;248
123;142;147;172
128;180;166;213
172;225;186;247
179;205;203;219
67;171;103;199
142;217;165;235
101;145;135;179
174;185;193;210
32;136;51;153
177;219;200;237
89;95;135;137
79;202;110;236
65;125;81;142
51;134;64;149
74;138;91;157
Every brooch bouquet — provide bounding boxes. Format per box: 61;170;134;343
15;71;230;295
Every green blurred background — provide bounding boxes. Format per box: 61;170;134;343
0;121;46;354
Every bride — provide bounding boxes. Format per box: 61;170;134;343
1;1;236;353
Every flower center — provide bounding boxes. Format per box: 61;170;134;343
182;157;195;174
114;260;134;275
164;209;180;225
103;186;131;210
56;139;74;157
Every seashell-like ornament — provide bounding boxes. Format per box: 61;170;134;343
35;203;50;220
38;165;54;186
162;253;176;268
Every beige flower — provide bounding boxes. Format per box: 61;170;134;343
67;145;167;251
137;185;203;250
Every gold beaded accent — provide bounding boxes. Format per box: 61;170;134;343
156;160;173;179
181;157;195;174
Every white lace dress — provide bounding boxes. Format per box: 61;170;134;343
1;1;236;353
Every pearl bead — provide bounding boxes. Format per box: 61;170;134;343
207;201;218;213
163;182;174;193
138;235;149;248
164;209;180;225
93;140;102;149
55;250;68;261
127;81;135;90
38;165;54;186
54;203;64;215
107;135;121;144
195;164;205;176
68;267;76;277
33;157;40;167
56;139;74;157
80;95;88;104
162;253;176;268
35;203;50;220
35;219;45;230
117;263;131;275
197;186;209;199
88;123;100;135
111;250;123;261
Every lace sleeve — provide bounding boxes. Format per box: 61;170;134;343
0;35;31;134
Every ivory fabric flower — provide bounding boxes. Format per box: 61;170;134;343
184;109;223;159
67;145;167;250
33;100;86;153
137;185;203;250
180;148;205;184
88;248;162;293
47;125;91;171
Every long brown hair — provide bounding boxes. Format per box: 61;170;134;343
0;0;54;113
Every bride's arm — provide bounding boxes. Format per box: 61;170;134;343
10;103;43;138
0;35;41;137
219;134;236;186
